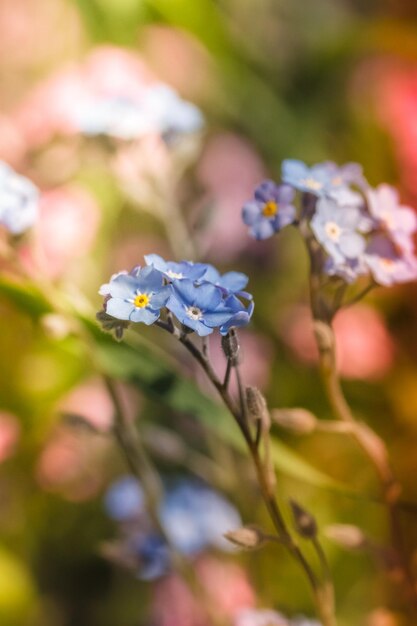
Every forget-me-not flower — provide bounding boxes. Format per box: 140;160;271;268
0;162;39;234
102;266;171;324
105;475;145;522
144;253;207;282
242;180;296;240
219;295;254;335
167;280;235;336
366;184;417;253
364;235;417;286
198;262;251;298
282;159;365;199
310;197;367;264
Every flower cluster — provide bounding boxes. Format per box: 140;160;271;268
0;161;39;235
104;476;241;580
98;255;254;337
76;83;204;141
242;159;417;286
234;608;320;626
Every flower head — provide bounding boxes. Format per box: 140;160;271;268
198;263;250;298
0;161;38;234
220;296;255;335
366;184;417;252
311;197;367;264
242;180;296;240
167;280;235;336
102;266;171;324
282;159;365;199
144;253;207;282
364;235;417;286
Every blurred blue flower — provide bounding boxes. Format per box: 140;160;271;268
105;476;145;522
242;180;296;240
366;184;417;253
142;84;204;137
167;280;235;336
160;480;241;555
0;161;39;234
324;256;368;284
102;266;171;324
234;609;321;626
311;197;366;264
129;533;170;581
144;253;207;282
282;159;365;200
364;235;417;286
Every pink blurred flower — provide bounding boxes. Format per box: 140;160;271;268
282;304;394;380
20;184;100;279
196;133;266;262
0;115;26;166
13;46;155;148
0;412;20;463
151;555;256;626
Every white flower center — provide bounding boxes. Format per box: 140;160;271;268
186;306;203;320
166;269;184;280
324;221;342;242
300;177;323;191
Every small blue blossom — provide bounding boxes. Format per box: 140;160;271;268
220;296;254;335
167;280;235;336
144;253;207;282
310;197;367;264
366;184;417;253
364;235;417;286
282;159;365;200
127;533;170;581
198;263;251;299
242;180;296;240
142;84;204;137
102;266;171;324
104;476;145;522
0;161;39;234
160;480;241;555
324;256;368;284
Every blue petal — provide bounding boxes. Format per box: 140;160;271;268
108;274;138;299
254;180;278;203
172;279;199;306
242;200;261;226
136;266;164;291
203;309;235;327
219;271;248;292
149;285;172;308
250;218;276;240
144;253;167;272
130;307;159;324
106;298;135;320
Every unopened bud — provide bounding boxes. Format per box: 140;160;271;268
221;331;240;364
224;526;267;550
271;408;317;435
325;524;367;550
96;310;129;341
245;386;270;428
289;499;317;539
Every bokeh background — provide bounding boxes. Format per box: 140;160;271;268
2;0;417;625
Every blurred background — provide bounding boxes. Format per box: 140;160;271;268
2;0;417;625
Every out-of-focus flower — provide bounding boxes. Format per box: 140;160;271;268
366;184;417;253
160;480;241;555
102;266;171;324
58;378;116;433
234;608;289;626
311;198;366;265
0;115;26;166
282;159;364;198
75;84;204;141
151;555;255;626
242;180;296;240
167;280;235;336
0;412;20;463
105;476;145;522
0;161;38;234
282;304;394;380
324;256;368;284
364;235;417;286
144;253;207;281
13;45;155;148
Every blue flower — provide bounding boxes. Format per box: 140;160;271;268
219;295;254;335
0;161;39;234
310;197;367;264
166;280;235;336
364;235;417;286
144;253;207;282
105;476;145;522
282;159;365;200
242;180;296;240
198;263;251;298
366;184;417;253
324;257;368;284
102;266;171;324
160;480;241;555
143;84;204;137
128;533;170;581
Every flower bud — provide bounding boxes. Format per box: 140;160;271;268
324;524;367;550
224;526;267;550
289;499;317;539
271;408;317;435
245;386;270;428
221;331;240;364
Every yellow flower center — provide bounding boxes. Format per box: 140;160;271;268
134;293;150;308
300;177;323;191
262;200;278;218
